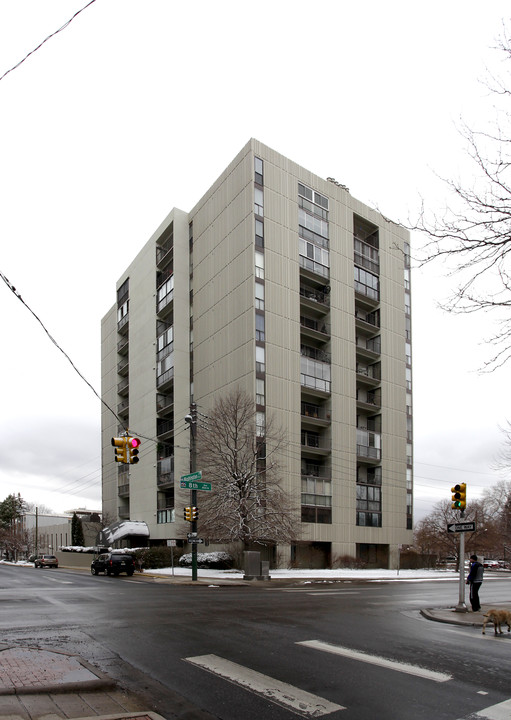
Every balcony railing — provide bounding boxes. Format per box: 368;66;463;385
357;445;381;461
301;403;330;422
356;363;381;382
300;284;330;308
301;374;331;393
157;367;174;389
300;316;330;336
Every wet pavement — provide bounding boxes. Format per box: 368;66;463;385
0;643;165;720
421;603;510;628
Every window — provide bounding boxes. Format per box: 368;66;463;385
256;313;265;342
256;412;265;436
256;378;265;406
255;282;264;310
255;157;263;185
157;325;173;355
255;219;264;247
256;345;265;373
255;251;264;279
299;237;330;277
117;300;129;323
298;183;329;210
255;187;264;216
354;266;379;300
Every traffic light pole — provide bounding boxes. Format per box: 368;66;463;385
187;403;198;582
455;510;468;613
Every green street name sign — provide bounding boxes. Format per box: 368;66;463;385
181;471;202;483
180;480;212;492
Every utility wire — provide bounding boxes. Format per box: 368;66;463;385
0;270;126;431
0;0;98;83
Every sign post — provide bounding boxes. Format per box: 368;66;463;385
446;518;476;613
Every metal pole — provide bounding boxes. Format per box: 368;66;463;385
455;510;467;613
189;403;198;582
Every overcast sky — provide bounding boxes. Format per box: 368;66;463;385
0;1;510;521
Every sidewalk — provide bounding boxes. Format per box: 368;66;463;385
0;643;165;720
421;603;510;627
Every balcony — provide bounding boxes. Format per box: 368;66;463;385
157;290;173;318
301;431;330;457
117;377;129;396
157;393;174;416
117;336;129;355
299;255;329;280
157;366;174;391
356;429;381;463
118;506;130;519
300;315;330;341
117;313;129;334
354;238;380;275
354;282;379;308
117;358;129;376
118;483;129;498
156;243;173;269
356;389;381;414
356;362;381;387
355;308;380;335
356;336;381;361
299;283;330;315
157;417;174;440
157;456;174;489
301;401;331;428
117;398;129;417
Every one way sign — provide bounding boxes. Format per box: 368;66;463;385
447;522;476;533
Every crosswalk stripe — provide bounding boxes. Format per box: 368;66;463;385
459;698;511;719
297;640;452;683
185;654;345;716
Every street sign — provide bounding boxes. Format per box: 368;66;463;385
180;479;212;491
447;522;476;533
188;538;204;544
181;470;202;483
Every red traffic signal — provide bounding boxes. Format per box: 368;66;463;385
127;437;141;464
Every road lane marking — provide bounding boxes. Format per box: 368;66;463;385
185;654;345;717
457;698;511;719
297;640;452;683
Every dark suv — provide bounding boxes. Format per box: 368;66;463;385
34;554;58;568
91;552;135;577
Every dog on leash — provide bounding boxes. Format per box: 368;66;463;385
482;609;511;635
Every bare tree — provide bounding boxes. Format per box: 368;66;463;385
196;388;299;546
414;498;500;566
413;27;511;370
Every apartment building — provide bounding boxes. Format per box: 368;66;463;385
101;139;413;568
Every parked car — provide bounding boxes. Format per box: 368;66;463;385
34;554;59;568
91;552;135;576
483;559;500;569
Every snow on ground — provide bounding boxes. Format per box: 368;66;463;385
143;566;462;582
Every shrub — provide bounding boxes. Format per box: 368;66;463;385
179;551;234;569
133;546;181;570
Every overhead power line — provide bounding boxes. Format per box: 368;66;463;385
0;0;98;83
0;269;125;431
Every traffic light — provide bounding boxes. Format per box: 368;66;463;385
451;483;467;511
127;437;141;464
192;506;198;520
111;437;127;463
184;507;193;522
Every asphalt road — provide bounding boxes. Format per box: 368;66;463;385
1;564;511;720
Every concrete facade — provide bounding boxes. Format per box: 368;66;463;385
101;140;413;568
